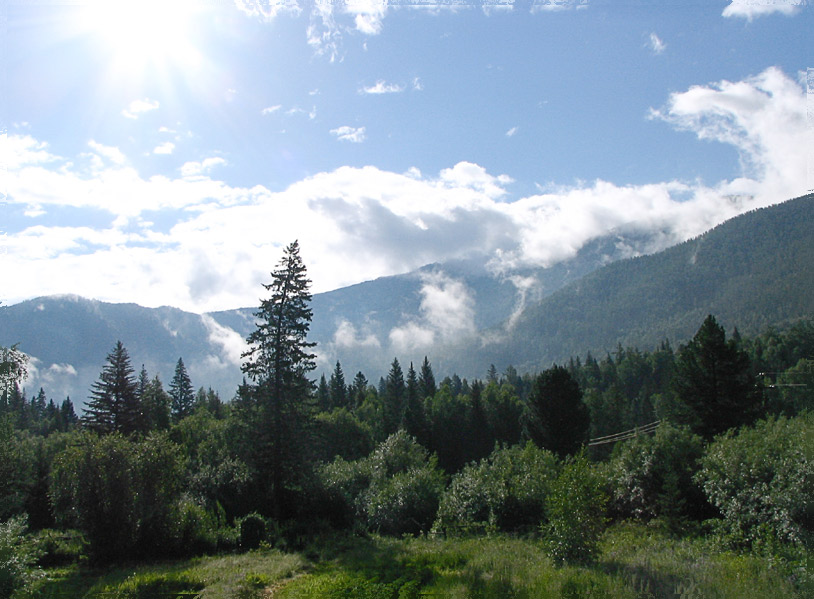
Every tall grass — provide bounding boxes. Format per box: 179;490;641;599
37;523;809;598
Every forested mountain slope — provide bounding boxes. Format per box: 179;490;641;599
479;193;814;373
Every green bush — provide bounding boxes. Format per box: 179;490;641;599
239;512;267;549
49;431;187;562
608;423;708;529
697;413;814;548
433;442;559;535
317;431;446;535
543;453;608;564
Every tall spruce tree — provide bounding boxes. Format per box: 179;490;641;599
241;240;316;518
83;341;142;435
169;357;195;422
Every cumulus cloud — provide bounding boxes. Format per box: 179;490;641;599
722;0;805;20
331;125;366;143
122;98;159;119
361;80;404;94
4;68;808;314
153;142;175;155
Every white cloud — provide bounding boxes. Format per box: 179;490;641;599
506;126;519;137
330;125;366;143
531;0;590;13
389;271;477;353
4;69;808;314
200;314;247;368
649;32;666;54
88;140;127;166
332;319;381;349
261;105;282;115
181;157;227;177
153;142;175;155
233;0;301;21
412;77;424;91
122;98;160;119
722;0;804;20
361;80;405;94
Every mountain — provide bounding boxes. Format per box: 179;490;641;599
1;193;811;407
467;192;814;374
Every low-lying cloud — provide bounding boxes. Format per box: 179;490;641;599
4;68;809;314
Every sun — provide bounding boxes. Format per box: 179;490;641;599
79;0;203;75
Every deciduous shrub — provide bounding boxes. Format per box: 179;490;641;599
318;431;446;535
543;453;608;564
697;413;814;548
0;516;42;598
608;423;708;529
433;442;559;535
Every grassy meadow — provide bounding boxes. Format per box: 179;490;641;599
31;523;811;599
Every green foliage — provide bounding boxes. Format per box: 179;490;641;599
523;365;590;457
543;453;608;564
240;240;317;519
0;516;43;599
318;431;446;535
697;413;814;549
434;442;559;535
314;408;374;462
239;513;267;550
49;431;187;562
672;315;759;439
82;341;143;435
607;423;708;528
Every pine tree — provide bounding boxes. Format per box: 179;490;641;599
169;357;195;422
672;315;759;439
403;362;427;443
522;365;589;457
383;358;405;435
83;341;142;435
240;240;316;518
142;375;171;430
317;374;330;411
350;371;368;409
328;361;348;409
419;356;436;399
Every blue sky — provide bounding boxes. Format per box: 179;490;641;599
3;0;812;313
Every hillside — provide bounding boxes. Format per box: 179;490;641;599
478;192;814;373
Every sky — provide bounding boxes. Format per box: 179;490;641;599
2;0;812;315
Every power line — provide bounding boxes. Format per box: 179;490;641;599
588;420;661;446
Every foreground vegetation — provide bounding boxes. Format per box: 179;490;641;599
22;523;811;598
2;242;813;597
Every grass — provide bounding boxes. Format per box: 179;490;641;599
34;523;811;598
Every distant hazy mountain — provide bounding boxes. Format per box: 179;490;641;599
2;193;811;408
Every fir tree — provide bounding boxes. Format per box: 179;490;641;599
419;356;436;399
328;361;348;409
169;357;195;422
83;341;142;435
240;240;316;518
